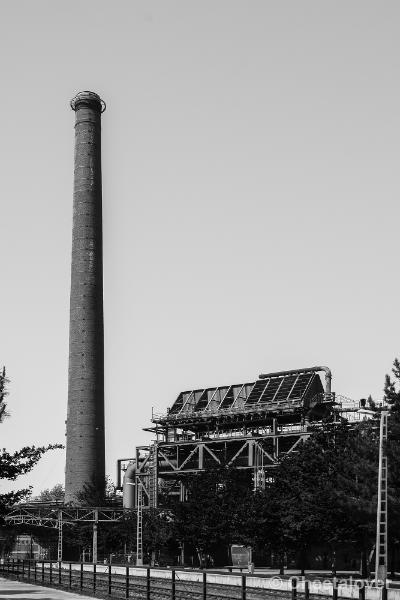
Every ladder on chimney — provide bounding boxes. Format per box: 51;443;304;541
375;411;389;582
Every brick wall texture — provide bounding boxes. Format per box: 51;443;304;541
65;93;105;503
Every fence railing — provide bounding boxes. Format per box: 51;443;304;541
2;561;211;599
0;560;392;600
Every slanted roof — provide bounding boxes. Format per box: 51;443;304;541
153;369;326;428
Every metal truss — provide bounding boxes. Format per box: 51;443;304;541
133;424;311;507
5;505;126;528
127;394;377;509
5;504;128;563
119;366;382;510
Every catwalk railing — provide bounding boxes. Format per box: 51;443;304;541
0;560;395;600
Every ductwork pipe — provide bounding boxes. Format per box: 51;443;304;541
123;463;136;509
259;366;332;395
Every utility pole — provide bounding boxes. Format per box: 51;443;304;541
93;509;99;564
375;411;389;582
136;480;143;566
57;510;63;562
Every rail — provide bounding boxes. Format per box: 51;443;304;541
0;560;394;600
152;393;336;424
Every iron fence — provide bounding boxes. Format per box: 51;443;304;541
0;560;390;600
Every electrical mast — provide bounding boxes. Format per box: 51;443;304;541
375;410;389;582
136;481;143;566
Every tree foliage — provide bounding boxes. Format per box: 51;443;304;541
35;483;65;503
166;420;380;571
0;367;9;423
266;419;379;574
384;359;400;548
1;445;62;482
172;467;256;565
384;358;400;418
73;477;118;507
0;369;63;522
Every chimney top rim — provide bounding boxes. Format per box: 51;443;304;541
70;91;106;113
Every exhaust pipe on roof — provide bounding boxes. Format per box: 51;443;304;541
258;366;332;395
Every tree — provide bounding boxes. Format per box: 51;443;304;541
383;359;400;569
74;477;118;507
384;358;400;418
266;419;379;575
35;483;65;503
172;466;256;566
0;367;9;422
0;369;63;523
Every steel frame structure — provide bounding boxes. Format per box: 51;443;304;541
123;367;366;509
375;411;389;581
5;504;127;563
134;422;314;505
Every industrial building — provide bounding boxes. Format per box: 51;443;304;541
121;365;364;509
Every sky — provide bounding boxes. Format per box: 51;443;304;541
1;1;400;495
